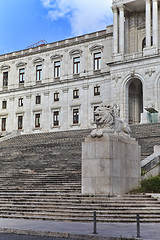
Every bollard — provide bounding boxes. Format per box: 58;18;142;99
136;213;141;238
93;211;97;234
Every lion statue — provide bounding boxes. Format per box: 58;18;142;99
91;104;131;138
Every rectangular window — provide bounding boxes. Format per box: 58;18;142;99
73;108;79;124
94;52;101;71
54;61;61;78
18;98;23;107
94;86;100;96
36;65;42;81
3;72;8;87
19;68;25;83
35;113;40;128
2;118;6;131
36;95;41;104
94;106;98;122
2;100;7;110
53;111;59;126
73;89;79;99
73;57;80;74
54;92;59;102
18;116;23;130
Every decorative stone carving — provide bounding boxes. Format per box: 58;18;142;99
91;104;131;137
1;65;10;71
130;69;135;77
145;68;155;77
33;57;44;65
112;74;121;82
50;54;63;61
69;49;83;58
16;62;27;68
89;44;104;54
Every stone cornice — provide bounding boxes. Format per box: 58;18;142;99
0;31;112;63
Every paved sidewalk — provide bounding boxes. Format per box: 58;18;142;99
0;218;159;240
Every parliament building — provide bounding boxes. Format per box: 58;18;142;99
0;0;159;135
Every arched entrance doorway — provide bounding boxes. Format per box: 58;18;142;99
128;79;143;124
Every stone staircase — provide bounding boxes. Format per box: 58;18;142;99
0;129;90;192
0;192;159;222
131;123;160;159
0;127;159;223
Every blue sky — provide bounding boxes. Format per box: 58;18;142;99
0;0;113;55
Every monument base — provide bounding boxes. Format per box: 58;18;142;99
82;133;141;195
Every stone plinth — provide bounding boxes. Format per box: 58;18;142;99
82;134;141;195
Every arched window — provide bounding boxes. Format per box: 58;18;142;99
142;38;146;50
142;37;153;50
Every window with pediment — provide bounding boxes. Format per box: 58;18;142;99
89;44;103;72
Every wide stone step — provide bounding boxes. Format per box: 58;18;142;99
0;197;156;203
1;209;160;218
0;208;159;215
0;213;160;223
0;202;159;210
0;198;158;205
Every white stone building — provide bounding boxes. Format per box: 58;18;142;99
0;0;160;135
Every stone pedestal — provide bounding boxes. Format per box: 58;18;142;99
82;134;141;195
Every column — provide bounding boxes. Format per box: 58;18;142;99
145;0;151;47
119;5;125;53
112;6;119;54
152;0;158;48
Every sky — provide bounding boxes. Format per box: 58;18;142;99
0;0;113;55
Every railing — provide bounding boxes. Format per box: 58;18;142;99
93;211;141;238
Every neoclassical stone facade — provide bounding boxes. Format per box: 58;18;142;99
0;0;160;135
111;0;160;125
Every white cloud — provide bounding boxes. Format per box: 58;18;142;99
41;0;113;36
